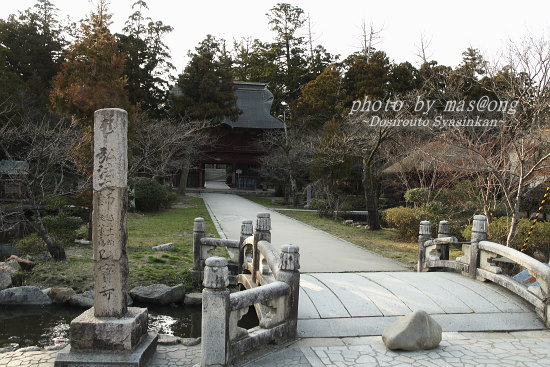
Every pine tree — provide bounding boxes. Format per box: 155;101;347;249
0;0;64;115
171;35;239;122
117;0;174;117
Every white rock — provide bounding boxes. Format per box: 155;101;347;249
152;243;174;251
74;239;92;245
184;292;202;305
181;337;201;346
129;283;184;304
0;260;21;276
158;334;180;345
382;310;442;350
0;286;52;305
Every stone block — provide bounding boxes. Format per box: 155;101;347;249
55;332;157;367
70;307;148;351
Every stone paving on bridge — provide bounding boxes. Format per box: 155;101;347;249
298;271;545;337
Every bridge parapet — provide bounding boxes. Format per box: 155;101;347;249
196;213;300;366
418;215;550;327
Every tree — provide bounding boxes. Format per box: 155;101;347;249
117;0;174;117
172;35;239;121
342;51;392;104
469;36;549;246
266;3;309;109
0;0;65;115
129;116;212;195
0;113;83;260
294;65;343;130
50;0;131;125
50;0;132;174
259;127;313;206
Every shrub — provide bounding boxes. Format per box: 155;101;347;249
16;233;46;255
461;217;550;262
42;213;83;245
132;177;175;212
383;206;419;242
417;201;448;227
311;199;330;217
404;188;430;206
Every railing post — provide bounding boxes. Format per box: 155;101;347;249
470;215;487;279
277;244;300;338
417;221;431;272
253;213;271;284
239;219;253;274
193;217;206;271
201;257;230;367
438;220;451;261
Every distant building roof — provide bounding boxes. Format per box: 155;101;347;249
222;82;284;129
0;160;29;175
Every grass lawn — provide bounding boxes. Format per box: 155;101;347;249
25;196;218;293
278;211;463;269
239;195;293;209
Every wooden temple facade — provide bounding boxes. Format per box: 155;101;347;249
187;82;284;189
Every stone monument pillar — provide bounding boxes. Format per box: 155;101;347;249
417;220;431;272
201;256;230;367
55;109;157;367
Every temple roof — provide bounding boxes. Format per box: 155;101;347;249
222;82;284;129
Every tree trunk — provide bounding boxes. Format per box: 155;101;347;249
43;235;67;261
363;160;381;230
177;157;191;196
506;180;524;247
33;215;66;261
289;172;298;207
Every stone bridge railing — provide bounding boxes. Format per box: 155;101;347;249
418;215;550;327
193;213;300;366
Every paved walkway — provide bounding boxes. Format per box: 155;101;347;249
3;331;550;366
201;193;405;272
204;181;231;190
237;331;550;367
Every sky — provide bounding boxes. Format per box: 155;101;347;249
1;0;549;75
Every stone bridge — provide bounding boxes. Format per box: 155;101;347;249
193;211;549;366
298;271;544;337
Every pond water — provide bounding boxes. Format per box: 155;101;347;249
0;303;202;348
0;303;259;349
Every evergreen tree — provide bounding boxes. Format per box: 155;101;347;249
117;0;174;117
342;51;391;103
0;0;64;115
172;35;239;122
294;65;343;129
